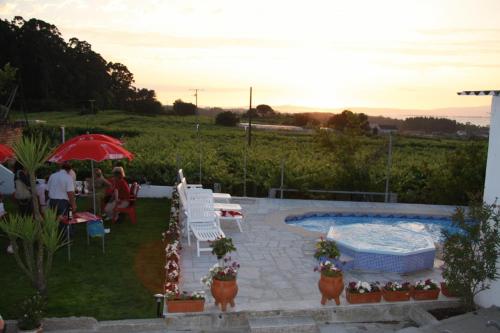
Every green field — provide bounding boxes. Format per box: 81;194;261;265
20;110;487;205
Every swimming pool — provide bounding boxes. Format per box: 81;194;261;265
285;212;457;273
285;213;457;243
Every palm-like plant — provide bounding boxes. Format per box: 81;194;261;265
0;136;65;294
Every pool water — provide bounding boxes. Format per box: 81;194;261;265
286;213;459;243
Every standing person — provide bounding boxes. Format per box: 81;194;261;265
47;162;77;221
104;166;130;222
36;176;49;214
13;162;32;216
92;168;111;215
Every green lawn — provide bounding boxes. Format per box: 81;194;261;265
0;197;170;320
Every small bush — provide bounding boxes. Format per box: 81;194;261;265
215;111;239;127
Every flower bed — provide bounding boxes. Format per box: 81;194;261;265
161;184;204;312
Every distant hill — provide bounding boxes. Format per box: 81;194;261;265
274;105;490;126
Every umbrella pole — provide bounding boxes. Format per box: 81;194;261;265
91;160;97;215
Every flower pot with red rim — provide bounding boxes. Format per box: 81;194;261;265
318;273;344;305
166;299;205;313
211;278;238;312
382;289;411;302
346;289;382;304
412;288;440;300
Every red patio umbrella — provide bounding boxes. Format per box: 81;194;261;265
51;134;123;156
48;139;134;214
64;134;123;146
48;140;133;163
0;143;14;163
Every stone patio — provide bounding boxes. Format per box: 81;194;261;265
179;198;458;313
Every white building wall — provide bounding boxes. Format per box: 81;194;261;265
476;95;500;307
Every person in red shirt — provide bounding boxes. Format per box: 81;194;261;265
104;167;130;222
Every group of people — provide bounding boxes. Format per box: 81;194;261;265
12;162;131;222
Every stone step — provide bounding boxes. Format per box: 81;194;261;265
248;315;319;333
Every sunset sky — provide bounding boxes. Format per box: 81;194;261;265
1;0;499;120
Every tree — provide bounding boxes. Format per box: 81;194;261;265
129;88;163;114
107;62;134;109
173;99;196;116
0;136;65;294
442;201;500;311
255;104;275;117
215;111;240;126
327;110;370;134
293;113;319;127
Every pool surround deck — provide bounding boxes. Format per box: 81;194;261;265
177;198;458;317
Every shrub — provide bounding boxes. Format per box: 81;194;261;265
441;201;500;311
17;293;45;330
215;111;239;126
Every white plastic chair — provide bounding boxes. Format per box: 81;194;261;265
188;188;243;233
178;180;242;212
178;184;225;256
178;169;232;202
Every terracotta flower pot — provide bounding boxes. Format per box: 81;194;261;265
166;299;205;313
440;283;458;297
412;288;440;300
318;273;343;305
382;288;411;302
346;289;382;304
211;278;238;312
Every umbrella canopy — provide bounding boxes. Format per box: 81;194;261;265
48;140;133;163
0;143;14;163
64;134;123;146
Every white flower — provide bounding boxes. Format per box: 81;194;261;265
359;289;365;294
361;282;371;291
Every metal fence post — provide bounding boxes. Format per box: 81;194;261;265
280;159;285;199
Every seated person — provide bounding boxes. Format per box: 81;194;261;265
104;167;130;222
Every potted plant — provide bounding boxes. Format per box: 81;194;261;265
165;287;205;313
201;257;239;312
346;281;382;304
17;293;45;333
412;279;440;300
314;237;340;262
315;260;343;305
382;281;412;302
210;237;236;262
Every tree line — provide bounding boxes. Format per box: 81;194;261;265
0;17;162;114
